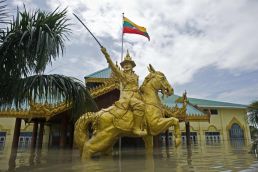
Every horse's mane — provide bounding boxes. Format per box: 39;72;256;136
141;73;152;89
140;71;164;93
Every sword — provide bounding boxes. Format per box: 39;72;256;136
73;13;103;47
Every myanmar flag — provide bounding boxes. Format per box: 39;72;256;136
123;17;150;41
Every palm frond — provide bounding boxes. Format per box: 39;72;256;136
0;6;71;79
0;0;11;45
0;74;98;120
248;101;258;127
0;0;9;25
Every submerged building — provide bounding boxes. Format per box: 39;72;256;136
84;67;251;146
0;67;251;154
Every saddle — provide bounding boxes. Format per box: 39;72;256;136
103;103;134;132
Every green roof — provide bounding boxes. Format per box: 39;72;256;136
162;95;205;116
84;67;111;79
187;97;247;109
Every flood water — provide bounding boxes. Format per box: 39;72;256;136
1;141;258;172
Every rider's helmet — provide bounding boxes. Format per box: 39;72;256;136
120;50;136;68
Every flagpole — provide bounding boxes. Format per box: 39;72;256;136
121;12;124;62
119;12;124;172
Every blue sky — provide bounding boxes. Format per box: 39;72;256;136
8;0;258;105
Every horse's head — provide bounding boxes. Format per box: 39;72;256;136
141;64;174;96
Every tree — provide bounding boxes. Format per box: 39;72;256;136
0;4;97;121
248;101;258;127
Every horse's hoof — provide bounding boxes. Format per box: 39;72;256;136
175;138;181;147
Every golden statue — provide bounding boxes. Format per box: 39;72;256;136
102;47;147;136
74;48;183;159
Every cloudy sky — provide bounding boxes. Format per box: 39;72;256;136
8;0;258;105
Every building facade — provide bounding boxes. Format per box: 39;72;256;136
178;97;250;144
85;67;251;146
0;67;251;153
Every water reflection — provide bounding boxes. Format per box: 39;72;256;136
1;140;258;172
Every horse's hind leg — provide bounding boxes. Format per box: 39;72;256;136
143;135;153;156
81;128;119;160
102;137;119;156
82;142;94;160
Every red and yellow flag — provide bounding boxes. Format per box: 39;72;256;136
123;17;150;41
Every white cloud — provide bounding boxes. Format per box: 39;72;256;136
11;0;38;10
10;0;258;103
216;84;258;104
45;0;258;84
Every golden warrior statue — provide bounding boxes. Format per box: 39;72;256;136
101;47;147;136
73;16;184;159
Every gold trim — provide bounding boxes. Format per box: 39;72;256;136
20;123;33;132
0;102;71;119
0;124;11;135
180;125;198;132
163;104;186;120
85;77;110;83
204;125;220;132
202;125;221;135
90;82;119;98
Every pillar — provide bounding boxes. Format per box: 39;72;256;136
31;121;38;151
68;123;74;149
37;121;44;149
185;121;191;146
29;120;38;164
154;135;160;148
60;116;68;149
8;118;22;170
165;130;169;147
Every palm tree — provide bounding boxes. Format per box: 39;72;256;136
248;101;258;127
248;101;258;153
0;5;97;121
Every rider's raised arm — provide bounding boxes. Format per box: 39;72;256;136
101;47;123;78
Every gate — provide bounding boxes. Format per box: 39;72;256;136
229;123;244;147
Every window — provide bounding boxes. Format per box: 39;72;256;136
181;132;198;144
160;132;173;145
203;109;218;115
0;132;6;151
18;132;32;150
210;109;218;115
205;132;220;143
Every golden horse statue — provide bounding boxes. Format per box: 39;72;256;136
74;65;183;159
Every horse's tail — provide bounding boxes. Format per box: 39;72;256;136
74;112;95;154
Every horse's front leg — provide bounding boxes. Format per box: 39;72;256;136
170;117;181;147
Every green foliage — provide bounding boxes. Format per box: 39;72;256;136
1;75;98;120
0;0;9;26
0;6;98;120
0;7;70;79
248;101;258;127
250;126;258;139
